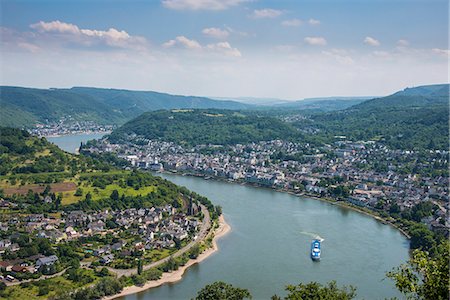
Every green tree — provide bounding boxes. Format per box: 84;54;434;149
74;188;83;196
43;184;51;196
194;281;252;300
137;259;143;275
110;189;120;201
189;244;201;259
387;241;449;300
272;281;356;300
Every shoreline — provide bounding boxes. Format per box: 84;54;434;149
104;215;231;300
43;131;111;138
160;171;411;239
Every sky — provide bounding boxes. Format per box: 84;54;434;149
0;0;449;100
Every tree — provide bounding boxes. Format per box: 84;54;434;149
110;189;119;201
43;184;51;196
137;259;143;275
409;224;436;251
85;192;92;201
74;188;83;196
272;281;356;300
189;244;201;259
387;241;449;300
194;281;252;300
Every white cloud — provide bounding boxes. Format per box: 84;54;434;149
29;20;147;49
372;50;391;58
364;36;380;46
251;9;283;19
163;36;202;49
281;19;302;27
206;42;241;57
322;48;354;65
30;20;79;34
17;42;40;53
308;18;320;25
397;39;409;47
163;36;241;57
304;36;327;46
202;27;229;39
432;48;450;56
162;0;246;11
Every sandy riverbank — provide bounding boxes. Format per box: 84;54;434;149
104;215;231;300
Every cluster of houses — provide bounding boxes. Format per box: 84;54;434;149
29;118;114;137
83;137;449;236
0;203;202;283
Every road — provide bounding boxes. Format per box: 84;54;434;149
107;204;211;277
3;268;67;286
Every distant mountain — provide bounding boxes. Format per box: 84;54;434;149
276;97;374;111
351;84;449;110
299;84;449;150
211;96;291;106
213;96;375;111
0;86;252;127
109;109;301;147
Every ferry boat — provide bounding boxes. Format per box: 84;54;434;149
311;239;321;261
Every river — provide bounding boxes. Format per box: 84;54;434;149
46;132;107;153
49;134;409;300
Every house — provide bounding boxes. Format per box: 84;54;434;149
111;241;126;251
11;265;28;273
94;246;110;257
88;220;105;233
100;254;114;264
36;255;58;268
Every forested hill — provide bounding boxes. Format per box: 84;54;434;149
301;84;449;150
108;109;301;146
0;86;251;127
350;84;449;110
0;127;120;176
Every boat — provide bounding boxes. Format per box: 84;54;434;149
311;239;321;261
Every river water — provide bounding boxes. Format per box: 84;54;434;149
49;134;409;300
47;132;106;153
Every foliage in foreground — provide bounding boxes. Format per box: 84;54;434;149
271;281;356;300
193;281;252;300
193;280;357;300
387;240;449;300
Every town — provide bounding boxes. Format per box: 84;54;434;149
82;135;449;238
28;118;114;137
0;200;204;285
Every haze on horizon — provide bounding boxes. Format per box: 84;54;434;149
1;0;449;100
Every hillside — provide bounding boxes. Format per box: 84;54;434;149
0;126;216;211
276;97;372;112
351;84;449;110
108;109;301;146
296;84;449;150
0;86;251;127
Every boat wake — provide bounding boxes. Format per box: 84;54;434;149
300;231;324;242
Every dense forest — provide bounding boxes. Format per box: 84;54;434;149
109;109;302;146
292;84;449;150
0;86;250;127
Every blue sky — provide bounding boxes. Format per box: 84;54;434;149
1;0;448;99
